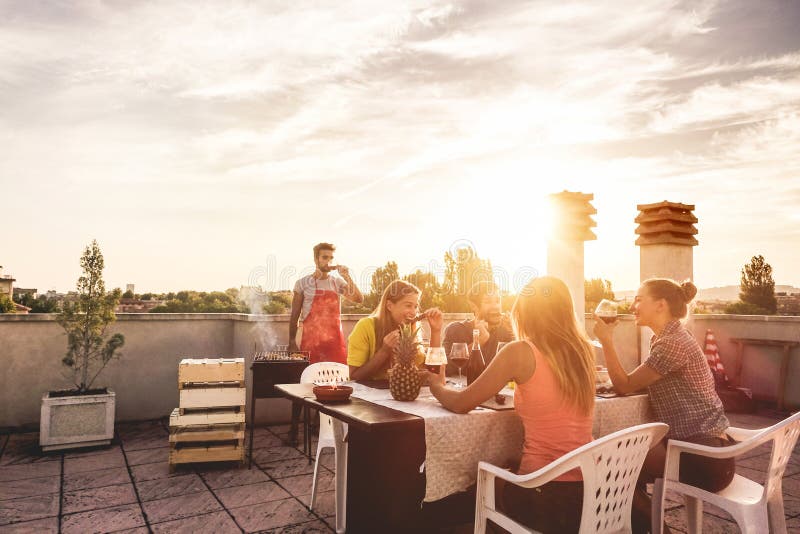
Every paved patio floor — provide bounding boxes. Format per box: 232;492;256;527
1;411;798;533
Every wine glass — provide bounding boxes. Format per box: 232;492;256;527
449;343;469;388
425;347;447;385
590;299;618;347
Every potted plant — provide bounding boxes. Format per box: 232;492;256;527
40;240;125;451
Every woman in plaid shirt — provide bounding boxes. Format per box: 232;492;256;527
594;278;734;534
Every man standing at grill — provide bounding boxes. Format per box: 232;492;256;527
289;242;363;364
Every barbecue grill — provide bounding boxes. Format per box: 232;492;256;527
248;348;310;467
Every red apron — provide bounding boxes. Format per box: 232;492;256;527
300;278;347;364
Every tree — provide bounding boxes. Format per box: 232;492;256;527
0;294;15;313
739;255;777;314
56;240;125;393
403;270;444;311
263;291;293;314
149;290;247;313
724;301;769;315
441;246;493;312
585;278;615;310
364;261;400;309
16;293;60;313
121;289;134;299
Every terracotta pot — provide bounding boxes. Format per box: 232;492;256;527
313;385;353;402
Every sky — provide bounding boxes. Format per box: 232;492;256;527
2;0;800;295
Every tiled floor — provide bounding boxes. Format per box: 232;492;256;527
0;411;798;533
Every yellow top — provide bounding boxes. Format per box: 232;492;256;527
347;317;425;380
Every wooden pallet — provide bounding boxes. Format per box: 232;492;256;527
169;407;245;426
169;441;245;467
179;386;246;410
170;422;245;443
178;357;244;386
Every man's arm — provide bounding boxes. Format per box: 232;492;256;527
336;266;363;303
288;291;303;351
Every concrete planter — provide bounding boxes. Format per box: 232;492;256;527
39;389;116;451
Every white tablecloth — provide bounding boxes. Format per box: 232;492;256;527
349;382;651;502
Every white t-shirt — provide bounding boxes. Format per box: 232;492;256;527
293;275;347;321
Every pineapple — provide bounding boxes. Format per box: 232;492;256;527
389;324;422;401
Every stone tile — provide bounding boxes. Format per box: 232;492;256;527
278;471;335;497
259;457;315;479
112;528;150;534
117;420;168;439
215;481;291;509
63;444;122;459
735;465;766;485
136;474;207;502
61;503;146;534
781;474;800;497
131;461;188;483
664;506;737;533
318;451;335;471
787;515;800;530
0;461;61;482
150;510;241;534
125;446;169;467
199;465;271;489
0;435;60;466
62;483;138;515
228;498;317;533
64;467;131;492
122;434;169;452
0;475;60;501
267;519;335;533
251;430;286;449
0;516;59;533
0;493;59;526
141;490;222;524
63;449;126;475
313;490;335;518
253;446;305;465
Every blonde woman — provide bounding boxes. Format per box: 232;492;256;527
348;280;443;382
427;276;595;534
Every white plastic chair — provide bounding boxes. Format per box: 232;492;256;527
652;411;800;534
299;362;349;534
475;422;669;534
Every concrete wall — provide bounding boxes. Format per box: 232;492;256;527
2;312;798;429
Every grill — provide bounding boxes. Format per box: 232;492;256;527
248;348;310;467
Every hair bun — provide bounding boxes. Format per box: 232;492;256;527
680;281;697;302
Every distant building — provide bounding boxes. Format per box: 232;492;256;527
777;293;800;316
126;284;135;294
115;298;164;313
0;265;15;300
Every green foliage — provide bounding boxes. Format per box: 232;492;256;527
739;255;777;314
403;270;444;311
121;289;134;299
724;301;770;315
441;246;494;312
585;278;615;309
16;293;60;313
364;261;400;309
149;290;248;313
56;240;125;393
0;294;15;313
263;291;293;314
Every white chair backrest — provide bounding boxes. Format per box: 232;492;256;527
301;362;350;386
761;411;800;498
573;423;669;533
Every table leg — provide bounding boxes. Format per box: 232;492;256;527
248;389;256;469
288;402;301;446
778;344;791;411
304;405;312;463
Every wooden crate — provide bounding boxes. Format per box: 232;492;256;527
169;407;245;426
179;386;246;410
178;358;244;387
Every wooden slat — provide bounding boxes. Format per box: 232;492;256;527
169;442;245;465
178;358;244;385
169;425;245;443
179;387;246;409
170;407;245;426
179;380;245;390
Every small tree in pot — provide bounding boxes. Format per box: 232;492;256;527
40;240;125;451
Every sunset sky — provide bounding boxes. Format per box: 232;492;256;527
2;0;799;295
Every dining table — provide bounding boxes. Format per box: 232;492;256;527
275;381;652;533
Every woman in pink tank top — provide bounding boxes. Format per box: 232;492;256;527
427;276;596;533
